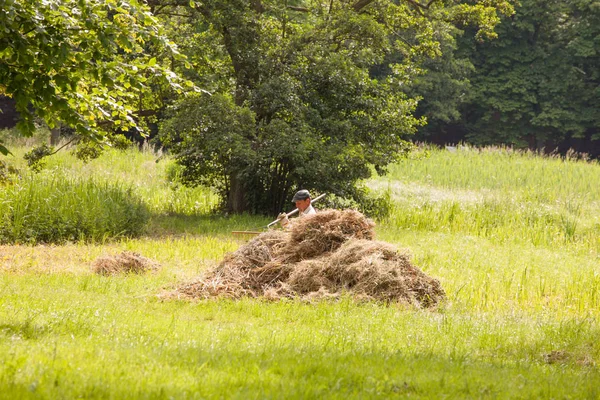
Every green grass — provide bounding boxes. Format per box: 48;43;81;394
0;143;599;398
4;143;221;218
0;173;149;244
1;279;598;398
371;146;600;251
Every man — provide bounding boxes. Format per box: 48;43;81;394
278;189;316;228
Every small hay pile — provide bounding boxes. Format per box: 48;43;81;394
171;209;445;307
92;251;160;275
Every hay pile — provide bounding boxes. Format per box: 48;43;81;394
92;251;160;275
171;209;445;307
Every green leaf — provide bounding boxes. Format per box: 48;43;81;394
0;142;13;156
0;0;193;145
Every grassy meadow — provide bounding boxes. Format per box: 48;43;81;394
1;140;599;398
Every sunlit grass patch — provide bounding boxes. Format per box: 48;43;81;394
372;146;600;251
0;284;598;399
386;145;600;199
376;228;600;315
0;236;239;278
4;144;221;217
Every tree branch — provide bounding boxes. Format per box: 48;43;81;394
390;29;415;49
22;26;37;36
352;0;376;12
404;0;439;11
156;11;191;18
134;109;159;117
287;6;310;12
50;136;79;155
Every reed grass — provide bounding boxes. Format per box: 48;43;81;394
4;142;220;218
0;142;223;244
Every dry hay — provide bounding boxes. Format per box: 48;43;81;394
286;240;445;307
168;209;445;307
92;251;160;275
283;209;376;262
174;230;289;299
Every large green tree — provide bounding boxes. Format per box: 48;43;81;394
157;0;513;214
457;0;600;148
385;23;474;142
0;0;192;155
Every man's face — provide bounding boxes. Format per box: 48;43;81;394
295;198;310;212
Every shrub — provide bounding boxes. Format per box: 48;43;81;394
0;174;149;244
317;185;393;221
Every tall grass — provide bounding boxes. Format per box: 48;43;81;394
12;143;221;216
371;146;600;251
386;146;600;199
1;143;222;243
0;173;149;244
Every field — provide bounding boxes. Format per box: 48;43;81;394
1;142;599;398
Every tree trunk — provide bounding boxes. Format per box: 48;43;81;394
267;162;292;215
227;172;247;213
50;126;61;145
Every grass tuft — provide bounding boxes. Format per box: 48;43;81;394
0;173;149;244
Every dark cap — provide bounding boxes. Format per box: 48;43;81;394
292;189;311;202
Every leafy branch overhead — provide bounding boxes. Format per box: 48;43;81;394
0;0;197;142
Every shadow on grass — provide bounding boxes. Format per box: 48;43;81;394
0;322;50;340
0;320;95;340
145;213;272;238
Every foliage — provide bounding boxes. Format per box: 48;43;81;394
69;132;131;163
0;0;193;149
109;133;131;151
23;143;54;172
0;159;19;185
71;141;105;164
0;173;149;244
400;26;475;140
158;0;513;215
161;93;256;207
317;185;393;220
19;133;133;171
0;141;10;156
456;0;600;147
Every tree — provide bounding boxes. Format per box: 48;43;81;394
388;24;475;143
456;0;600;149
0;0;193;156
157;0;514;214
